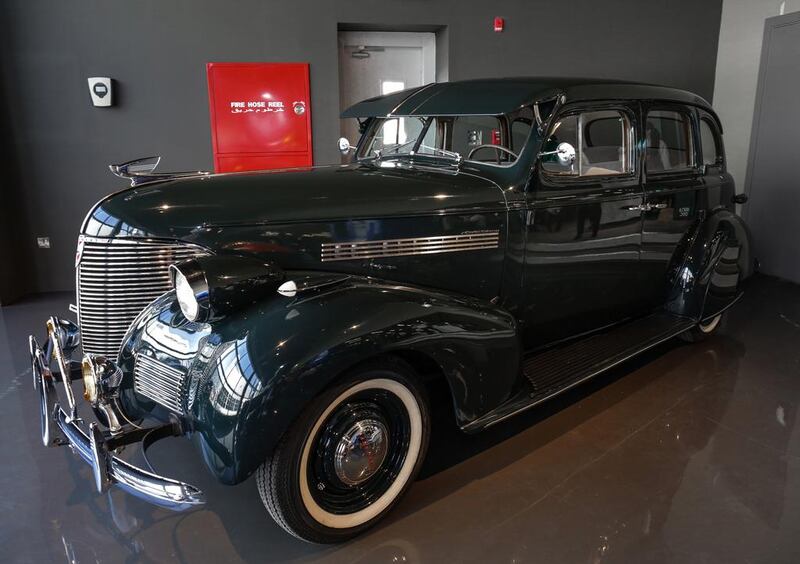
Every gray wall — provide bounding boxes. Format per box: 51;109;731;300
1;0;723;300
713;0;799;201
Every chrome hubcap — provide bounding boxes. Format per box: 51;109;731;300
333;419;389;486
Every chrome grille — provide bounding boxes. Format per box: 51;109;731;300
77;237;209;357
134;354;186;414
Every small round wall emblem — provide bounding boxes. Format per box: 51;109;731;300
293;101;306;115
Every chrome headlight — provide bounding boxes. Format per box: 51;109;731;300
172;267;204;321
169;256;285;323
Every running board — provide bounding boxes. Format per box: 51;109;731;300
462;312;695;432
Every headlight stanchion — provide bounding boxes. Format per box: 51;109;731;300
80;354;125;434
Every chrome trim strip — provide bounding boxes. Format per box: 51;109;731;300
320;231;500;262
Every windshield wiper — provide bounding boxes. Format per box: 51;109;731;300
416;144;462;162
382;140;418;156
381;142;461;161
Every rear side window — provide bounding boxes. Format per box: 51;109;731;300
645;110;693;172
541;109;631;177
699;118;722;165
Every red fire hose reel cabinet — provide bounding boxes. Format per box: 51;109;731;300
206;62;313;173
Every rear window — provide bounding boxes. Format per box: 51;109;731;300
700;118;722;166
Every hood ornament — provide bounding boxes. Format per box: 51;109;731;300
109;156;211;187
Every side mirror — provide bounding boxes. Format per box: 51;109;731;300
337;137;352;155
538;142;576;166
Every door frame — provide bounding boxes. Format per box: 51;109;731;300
522;100;646;349
337;31;437;160
742;10;800;219
337;31;437;87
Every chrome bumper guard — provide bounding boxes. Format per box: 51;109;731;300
29;317;205;511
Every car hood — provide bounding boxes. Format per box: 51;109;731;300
82;162;507;239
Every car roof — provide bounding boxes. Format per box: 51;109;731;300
341;77;714;118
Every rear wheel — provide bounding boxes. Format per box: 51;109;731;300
679;313;724;343
256;359;429;543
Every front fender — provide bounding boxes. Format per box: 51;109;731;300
190;275;520;484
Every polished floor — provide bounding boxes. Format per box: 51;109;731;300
2;275;800;563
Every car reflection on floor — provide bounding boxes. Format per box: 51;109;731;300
2;274;799;563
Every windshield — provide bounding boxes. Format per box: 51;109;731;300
358;108;534;166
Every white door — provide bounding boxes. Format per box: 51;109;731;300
338;32;436;150
745;12;800;283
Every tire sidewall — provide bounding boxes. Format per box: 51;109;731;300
698;313;722;334
681;312;725;343
279;359;429;542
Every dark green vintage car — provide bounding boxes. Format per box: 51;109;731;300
29;78;752;543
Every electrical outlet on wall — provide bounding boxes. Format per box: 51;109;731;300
37;237;50;249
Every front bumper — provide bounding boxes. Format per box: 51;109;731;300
29;317;205;511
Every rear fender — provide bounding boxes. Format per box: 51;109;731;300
191;275;519;484
666;209;750;320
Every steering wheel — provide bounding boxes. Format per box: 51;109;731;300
466;144;518;163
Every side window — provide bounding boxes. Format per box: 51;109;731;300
541;114;578;174
582;111;630;176
699;118;722;166
645;110;693;172
541;109;631;177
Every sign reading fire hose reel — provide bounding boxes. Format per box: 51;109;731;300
206;62;313;173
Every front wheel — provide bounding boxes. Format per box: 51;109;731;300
256;359;430;543
679;313;724;343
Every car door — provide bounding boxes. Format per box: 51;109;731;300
522;102;650;350
640;103;708;308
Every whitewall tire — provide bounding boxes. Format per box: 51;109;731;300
256;358;430;543
680;313;724;342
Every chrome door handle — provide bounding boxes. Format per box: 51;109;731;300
624;202;668;212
